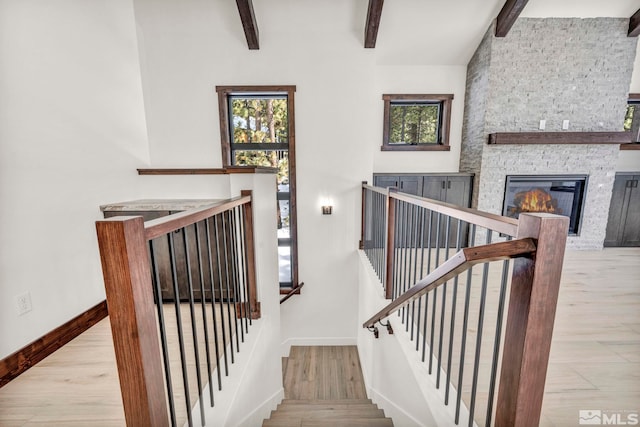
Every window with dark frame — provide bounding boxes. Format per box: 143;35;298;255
381;94;453;151
216;85;299;291
625;94;640;147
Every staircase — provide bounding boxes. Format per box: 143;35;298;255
262;346;393;427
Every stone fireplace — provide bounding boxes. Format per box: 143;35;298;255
460;18;637;249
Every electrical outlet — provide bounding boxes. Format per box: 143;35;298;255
16;292;32;315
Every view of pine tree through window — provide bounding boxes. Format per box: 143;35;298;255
229;95;293;286
389;102;440;144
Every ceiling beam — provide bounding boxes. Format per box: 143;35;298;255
495;0;529;37
629;8;640;37
364;0;384;48
236;0;259;50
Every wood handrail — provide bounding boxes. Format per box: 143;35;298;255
390;191;519;237
144;195;250;240
362;238;536;329
280;282;305;304
362;183;519;237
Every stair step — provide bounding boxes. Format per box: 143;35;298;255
280;399;373;405
269;408;386;419
263;419;302;427
302;419;393;427
277;403;379;412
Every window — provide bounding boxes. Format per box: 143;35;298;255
625;94;640;145
381;94;453;151
216;86;299;290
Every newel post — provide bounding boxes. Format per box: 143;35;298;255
384;187;398;300
241;190;261;319
95;216;169;427
495;213;569;427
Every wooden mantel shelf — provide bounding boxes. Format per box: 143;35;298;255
137;166;277;175
488;132;632;145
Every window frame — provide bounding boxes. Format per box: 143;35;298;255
216;85;300;290
381;94;453;151
623;93;640;150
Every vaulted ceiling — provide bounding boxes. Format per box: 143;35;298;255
232;0;640;65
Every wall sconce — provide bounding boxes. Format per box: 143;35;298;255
322;205;333;215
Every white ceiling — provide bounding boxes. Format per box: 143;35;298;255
251;0;639;65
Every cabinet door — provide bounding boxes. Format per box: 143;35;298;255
422;176;446;201
374;175;399;189
398;176;422;196
604;175;630;246
444;177;472;247
622;176;640;246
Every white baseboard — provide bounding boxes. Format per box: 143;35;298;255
369;388;427;427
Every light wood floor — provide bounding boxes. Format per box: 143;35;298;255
0;248;638;426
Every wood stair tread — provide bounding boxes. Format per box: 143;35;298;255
280;399;373;405
277;403;379;411
268;408;386;419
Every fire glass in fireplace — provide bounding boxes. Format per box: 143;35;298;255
502;175;588;235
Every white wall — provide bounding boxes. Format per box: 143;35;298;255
0;0;150;358
619;40;640;172
131;0;468;349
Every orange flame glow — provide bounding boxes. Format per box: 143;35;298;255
512;188;561;214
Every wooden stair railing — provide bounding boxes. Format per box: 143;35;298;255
96;191;260;427
361;182;570;427
362;238;536;329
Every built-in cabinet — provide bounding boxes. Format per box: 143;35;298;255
604;173;640;247
373;173;474;246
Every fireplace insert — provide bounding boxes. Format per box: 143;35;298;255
502;175;588;235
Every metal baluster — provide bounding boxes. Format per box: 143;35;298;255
485;236;513;427
194;222;215;407
229;208;244;344
415;208;426;351
445;219;463;405
204;218;223;391
238;206;251;330
149;240;177;426
429;212;442;374
168;232;193;427
405;203;415;329
220;211;236;362
410;206;421;341
225;210;241;353
182;225;206;425
392;199;401;301
421;211;433;362
213;215;229;376
436;215;452;388
468;229;493;427
456;224;476;425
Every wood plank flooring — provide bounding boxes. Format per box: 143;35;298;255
0;248;637;426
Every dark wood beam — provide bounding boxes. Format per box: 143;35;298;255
236;0;259;50
629;8;640;37
495;0;529;37
364;0;384;48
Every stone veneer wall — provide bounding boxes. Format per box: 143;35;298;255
460;18;638;249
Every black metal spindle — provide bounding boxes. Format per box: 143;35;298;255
445;219;463;405
415;208;426;351
204;218;223;391
182;226;206;425
228;208;244;345
468;229;493;427
405;203;415;329
410;205;421;340
213;215;230;376
436;215;452;388
485;236;513;427
149;240;178;426
238;206;251;331
220;211;236;362
193;222;215;407
168;232;193;427
455;224;476;425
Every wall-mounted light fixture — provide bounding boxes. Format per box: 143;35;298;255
322;205;333;215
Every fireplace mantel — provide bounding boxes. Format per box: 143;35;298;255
488;132;631;145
